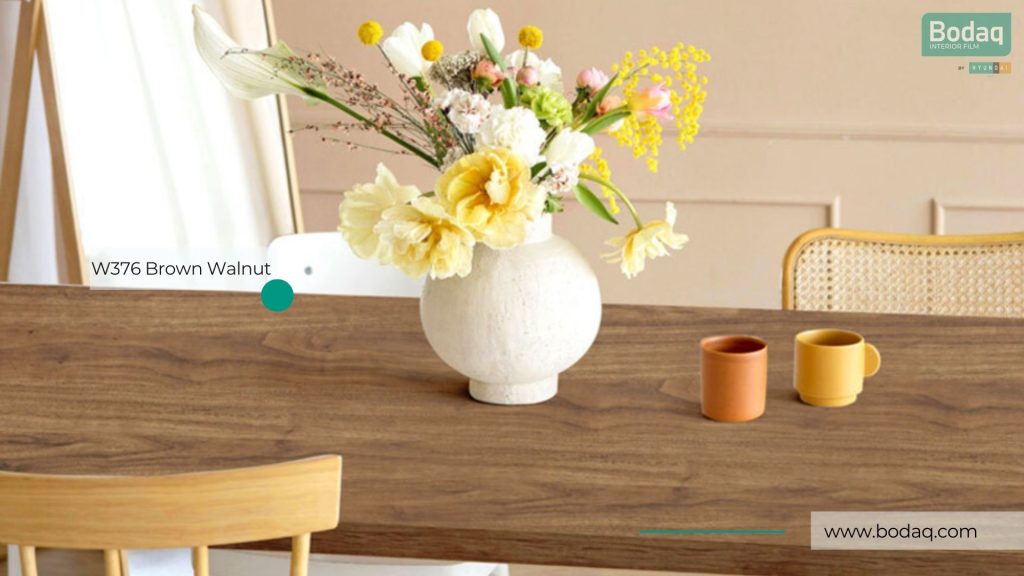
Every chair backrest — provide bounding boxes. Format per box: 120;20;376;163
783;228;1024;317
268;232;423;297
0;455;342;576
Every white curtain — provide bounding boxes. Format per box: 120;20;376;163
1;0;295;289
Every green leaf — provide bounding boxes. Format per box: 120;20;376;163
480;33;517;108
581;108;630;135
498;77;517;108
574;183;618;224
530;161;548;179
544;193;564;214
581;71;620;123
480;33;506;70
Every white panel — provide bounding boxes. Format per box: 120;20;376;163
555;197;836;309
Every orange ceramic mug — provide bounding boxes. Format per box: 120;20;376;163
700;336;768;423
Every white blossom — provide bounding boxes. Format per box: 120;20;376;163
382;22;434;78
193;5;319;101
467;9;504;54
544;130;595;167
477;107;546;165
506;50;563;91
439;89;492;134
542;164;580;196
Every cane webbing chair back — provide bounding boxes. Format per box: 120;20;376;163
783;228;1024;318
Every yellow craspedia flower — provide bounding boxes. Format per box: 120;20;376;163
420;39;444;62
357;20;383;46
435;148;545;249
603;202;688;278
518;26;543;49
376;197;476;279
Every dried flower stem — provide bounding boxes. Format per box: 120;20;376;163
298;86;439;168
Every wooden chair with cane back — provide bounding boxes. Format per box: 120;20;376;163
783;228;1024;317
0;455;341;576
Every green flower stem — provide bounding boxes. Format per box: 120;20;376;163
299;86;440;169
578;172;644;229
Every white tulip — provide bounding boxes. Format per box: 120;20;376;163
192;5;316;100
467;8;504;54
544;130;596;167
381;22;434;78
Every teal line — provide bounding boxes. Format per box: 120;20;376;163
640;529;786;535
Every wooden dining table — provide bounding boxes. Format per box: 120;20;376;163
1;284;1023;575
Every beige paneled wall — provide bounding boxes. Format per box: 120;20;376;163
274;0;1024;308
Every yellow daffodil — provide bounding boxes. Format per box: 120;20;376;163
376;197;476;279
603;202;688;278
518;26;543;49
420;39;444;62
338;164;421;260
358;20;384;46
435;148;544;249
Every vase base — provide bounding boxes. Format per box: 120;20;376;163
469;375;558;405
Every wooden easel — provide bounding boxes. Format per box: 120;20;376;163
0;0;85;284
0;0;303;286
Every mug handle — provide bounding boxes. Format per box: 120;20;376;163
864;343;881;377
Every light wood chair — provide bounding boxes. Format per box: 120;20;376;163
0;455;341;576
783;228;1024;317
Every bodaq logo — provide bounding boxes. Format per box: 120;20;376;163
922;13;1012;56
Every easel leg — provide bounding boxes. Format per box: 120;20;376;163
0;0;43;282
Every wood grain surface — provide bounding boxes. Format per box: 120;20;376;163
1;284;1023;575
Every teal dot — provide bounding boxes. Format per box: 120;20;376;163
261;279;294;312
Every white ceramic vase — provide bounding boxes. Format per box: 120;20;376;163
420;214;602;405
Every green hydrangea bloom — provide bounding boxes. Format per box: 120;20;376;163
520;86;572;129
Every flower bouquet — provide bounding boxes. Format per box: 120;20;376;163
194;6;709;404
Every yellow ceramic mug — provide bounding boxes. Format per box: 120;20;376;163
794;329;881;407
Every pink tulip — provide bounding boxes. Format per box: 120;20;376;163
596;94;623;116
576;67;609;94
596;94;625;132
629;84;673;120
472;60;505;89
516;66;540;87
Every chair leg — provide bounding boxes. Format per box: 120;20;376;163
103;549;122;576
192;546;209;576
290;533;310;576
18;545;37;576
119;550;131;576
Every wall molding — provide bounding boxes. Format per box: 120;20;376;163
931;198;1024;235
574;195;842;228
696;121;1024;144
305;188;841;227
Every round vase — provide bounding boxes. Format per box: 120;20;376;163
419;214;602;405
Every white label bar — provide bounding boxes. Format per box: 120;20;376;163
812;512;1024;550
